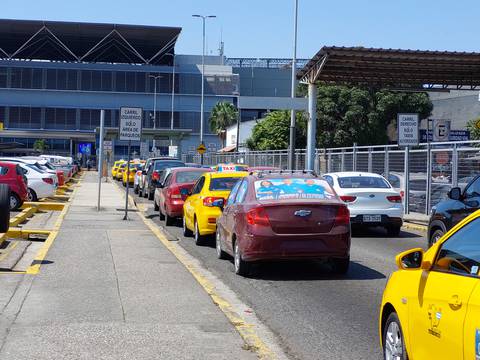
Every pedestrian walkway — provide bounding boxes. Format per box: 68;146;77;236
0;172;255;360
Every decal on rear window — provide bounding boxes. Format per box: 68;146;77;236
254;178;335;200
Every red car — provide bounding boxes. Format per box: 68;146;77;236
157;167;212;225
0;162;28;210
215;173;351;276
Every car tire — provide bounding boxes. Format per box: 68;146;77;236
429;229;444;247
194;219;204;246
331;256;350;275
383;312;407;360
0;184;10;233
387;225;401;237
165;212;175;226
27;188;38;202
234;241;250;276
9;192;21;211
183;216;193;237
216;228;228;260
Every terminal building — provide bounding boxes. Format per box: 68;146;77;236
0;19;303;160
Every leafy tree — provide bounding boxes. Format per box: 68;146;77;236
33;139;48;152
467;117;480;140
246;111;307;150
209;102;238;147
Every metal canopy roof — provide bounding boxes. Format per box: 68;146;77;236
0;19;181;65
298;46;480;90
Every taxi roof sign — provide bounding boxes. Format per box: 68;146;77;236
197;144;207;154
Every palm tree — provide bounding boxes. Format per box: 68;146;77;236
209;102;238;148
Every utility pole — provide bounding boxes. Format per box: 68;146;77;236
288;0;299;170
149;75;162;154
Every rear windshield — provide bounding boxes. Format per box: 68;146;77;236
176;171;205;184
153;161;184;171
338;176;390;189
209;177;242;191
254;178;336;200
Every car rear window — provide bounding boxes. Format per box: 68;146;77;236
153;161;184;171
209;177;242;191
0;166;8;176
176;171;205;184
338;176;390;189
254;178;336;200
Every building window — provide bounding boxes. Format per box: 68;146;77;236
45;108;76;130
80;109;101;130
8;107;42;129
0;68;7;88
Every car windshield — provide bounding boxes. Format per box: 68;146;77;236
255;178;336;200
209;177;242;191
176;171;205;184
338;176;390;189
153;161;184;171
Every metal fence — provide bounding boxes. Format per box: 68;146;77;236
183;140;480;215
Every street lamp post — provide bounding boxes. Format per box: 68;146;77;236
288;0;299;170
149;75;162;154
192;14;216;164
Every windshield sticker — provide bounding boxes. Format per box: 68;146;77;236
254;178;335;200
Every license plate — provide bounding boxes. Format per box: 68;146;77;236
363;215;381;222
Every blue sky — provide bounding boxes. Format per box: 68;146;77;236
2;0;478;59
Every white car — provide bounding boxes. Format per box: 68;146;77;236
11;162;57;201
323;172;404;236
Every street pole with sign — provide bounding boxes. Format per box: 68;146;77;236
398;113;419;215
119;107;143;220
97;110;105;211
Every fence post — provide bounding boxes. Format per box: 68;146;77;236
426;143;432;215
352;143;357;172
384;146;389;179
404;146;410;215
452;144;459;187
341;151;345;172
327;153;332;173
368;147;373;173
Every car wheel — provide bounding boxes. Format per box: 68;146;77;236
183;216;193;237
216;228;228;260
430;229;444;247
0;184;10;233
194;219;204;245
331;256;350;275
9;192;20;211
234;241;250;276
387;225;401;237
383;312;407;360
27;188;38;202
165;212;175;226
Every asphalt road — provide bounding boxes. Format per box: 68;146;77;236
133;190;426;360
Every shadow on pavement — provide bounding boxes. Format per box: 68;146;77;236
353;226;421;239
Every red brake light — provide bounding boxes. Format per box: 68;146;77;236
387;195;403;203
42;177;54;185
340;195;357;203
334;205;350;226
203;196;224;207
400;191;405;198
152;171;160;181
246;207;270;226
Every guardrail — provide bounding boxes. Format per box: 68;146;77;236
183;140;480;216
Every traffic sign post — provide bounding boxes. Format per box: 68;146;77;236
433;119;451;142
197;143;206;154
119;107;143;220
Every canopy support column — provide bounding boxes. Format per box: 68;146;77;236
306;83;317;171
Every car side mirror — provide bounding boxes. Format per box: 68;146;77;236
396;248;425;270
212;198;225;211
448;187;462;201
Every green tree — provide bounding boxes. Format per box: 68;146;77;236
33;139;48;152
467;118;480;140
246;111;307;150
209;102;238;147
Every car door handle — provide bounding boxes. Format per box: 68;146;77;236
449;295;462;308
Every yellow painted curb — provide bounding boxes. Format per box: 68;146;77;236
403;222;427;233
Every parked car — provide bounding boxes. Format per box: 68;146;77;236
0;162;28;210
122;162;142;186
213;163;249;172
19;157;64;186
155;167;211;225
380;209;480;360
112;160;126;179
324;172;403;235
0;157;59;187
247;166;280;172
183;171;247;245
140;157;185;200
215;172;351;276
185;163;211;169
12;163;56;201
428;174;480;246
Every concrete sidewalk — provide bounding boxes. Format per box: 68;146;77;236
0;172;256;360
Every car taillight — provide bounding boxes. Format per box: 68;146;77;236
171;189;182;199
152;171;160;181
340;195;357;203
400;191;405;198
203;196;224;207
42;177;54;185
246;207;270;226
387;195;403;203
334;205;350;226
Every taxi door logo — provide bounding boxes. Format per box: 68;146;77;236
476;329;480;360
427;304;442;338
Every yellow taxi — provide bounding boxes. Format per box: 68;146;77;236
111;160;125;179
213;163;249;172
183;171;247;245
380;209;480;360
122;162;143;186
115;163;127;181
